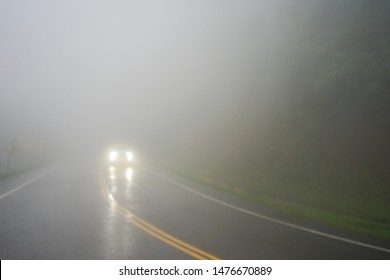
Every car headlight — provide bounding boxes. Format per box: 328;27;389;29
126;168;133;181
126;151;133;161
109;150;118;161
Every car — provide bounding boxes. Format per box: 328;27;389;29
106;144;134;167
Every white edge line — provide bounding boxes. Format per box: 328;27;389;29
152;170;390;254
0;169;51;201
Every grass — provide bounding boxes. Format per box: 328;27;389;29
0;167;30;179
160;164;390;240
0;161;49;180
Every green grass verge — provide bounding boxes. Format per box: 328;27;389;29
163;166;390;240
0;161;50;180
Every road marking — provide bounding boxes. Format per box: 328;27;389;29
99;175;219;260
152;171;390;254
0;170;50;201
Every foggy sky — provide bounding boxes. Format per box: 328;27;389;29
0;0;315;154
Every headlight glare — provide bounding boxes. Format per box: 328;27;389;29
126;151;133;161
109;150;118;161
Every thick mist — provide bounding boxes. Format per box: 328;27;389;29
1;0;390;240
0;0;312;155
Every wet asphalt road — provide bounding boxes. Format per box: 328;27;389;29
1;158;389;259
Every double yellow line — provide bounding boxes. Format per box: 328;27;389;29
99;175;219;260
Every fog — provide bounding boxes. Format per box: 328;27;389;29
1;1;389;169
1;0;390;239
0;0;309;155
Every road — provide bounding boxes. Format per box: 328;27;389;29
1;157;389;259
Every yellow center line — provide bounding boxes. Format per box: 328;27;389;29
99;175;220;260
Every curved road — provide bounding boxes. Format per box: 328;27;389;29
1;157;389;259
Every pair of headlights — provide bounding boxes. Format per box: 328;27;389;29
109;150;133;162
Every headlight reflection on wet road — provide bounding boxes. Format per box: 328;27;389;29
100;166;219;260
106;166;135;203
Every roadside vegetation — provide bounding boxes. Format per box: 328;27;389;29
0;141;50;179
156;1;390;239
160;165;390;239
